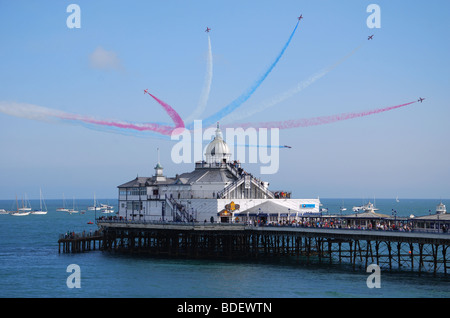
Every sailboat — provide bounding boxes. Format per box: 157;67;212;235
56;194;69;212
11;195;30;216
32;188;48;215
18;194;32;212
67;196;79;214
396;196;400;203
88;193;102;211
339;200;347;213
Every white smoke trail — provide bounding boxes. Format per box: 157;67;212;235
222;44;363;124
0;98;184;137
185;35;213;124
0;101;66;122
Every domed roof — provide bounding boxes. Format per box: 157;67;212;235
205;123;231;163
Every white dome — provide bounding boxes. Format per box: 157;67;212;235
205;123;231;164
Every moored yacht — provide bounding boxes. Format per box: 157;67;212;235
56;194;69;212
11;195;30;216
31;188;48;215
362;201;379;212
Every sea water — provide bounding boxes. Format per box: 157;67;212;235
0;198;449;298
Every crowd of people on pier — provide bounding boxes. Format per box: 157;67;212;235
242;218;415;232
61;229;101;239
95;215;415;232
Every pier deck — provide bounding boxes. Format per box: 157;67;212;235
58;232;103;254
60;220;450;275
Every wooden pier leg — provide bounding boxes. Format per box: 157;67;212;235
349;241;354;270
357;240;363;263
409;243;414;270
338;241;342;264
328;239;332;264
338;242;342;264
433;244;438;276
387;241;392;270
418;243;424;275
365;241;370;269
443;246;448;275
317;238;322;264
375;241;380;266
369;240;374;264
306;237;311;265
352;241;358;269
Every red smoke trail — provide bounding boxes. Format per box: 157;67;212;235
58;91;185;136
144;91;185;130
227;100;417;130
61;115;176;135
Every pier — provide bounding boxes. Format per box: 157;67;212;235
57;220;450;275
58;230;103;254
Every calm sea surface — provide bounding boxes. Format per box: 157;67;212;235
1;198;449;298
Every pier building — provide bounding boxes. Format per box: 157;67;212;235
117;124;320;223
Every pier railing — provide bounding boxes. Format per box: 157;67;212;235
59;230;102;240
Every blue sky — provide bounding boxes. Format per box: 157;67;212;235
0;0;449;200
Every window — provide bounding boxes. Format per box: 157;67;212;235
125;187;147;196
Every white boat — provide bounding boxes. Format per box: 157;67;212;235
18;194;32;212
353;199;379;212
102;207;115;214
88;193;102;211
0;209;8;215
32;188;48;215
56;194;69;212
10;195;30;216
11;211;30;216
340;200;347;212
361;201;379;213
67;196;79;214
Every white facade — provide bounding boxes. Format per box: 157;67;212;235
116;124;320;223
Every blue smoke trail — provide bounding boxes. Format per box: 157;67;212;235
189;20;300;129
